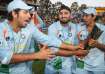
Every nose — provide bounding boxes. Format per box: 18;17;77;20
83;16;86;20
62;13;66;17
27;13;31;18
27;12;31;19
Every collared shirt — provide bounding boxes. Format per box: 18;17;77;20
48;21;78;45
78;23;105;71
47;21;78;70
0;20;62;74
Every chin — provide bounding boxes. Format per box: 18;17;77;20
60;21;69;24
20;26;26;28
21;24;27;28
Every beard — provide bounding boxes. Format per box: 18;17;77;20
60;19;70;24
18;23;27;29
20;25;27;28
20;20;30;28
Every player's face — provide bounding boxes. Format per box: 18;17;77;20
59;9;71;24
83;14;95;26
14;9;31;28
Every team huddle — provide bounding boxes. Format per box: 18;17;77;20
0;0;105;74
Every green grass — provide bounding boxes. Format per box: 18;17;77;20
32;61;46;74
32;42;46;74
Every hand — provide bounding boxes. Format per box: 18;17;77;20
67;44;84;51
88;39;98;47
30;11;37;23
74;44;84;50
35;45;55;60
74;49;89;56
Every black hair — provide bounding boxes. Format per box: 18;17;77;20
7;8;21;20
59;5;71;13
102;12;105;17
90;14;97;21
91;14;94;17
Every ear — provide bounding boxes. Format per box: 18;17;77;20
93;15;96;21
12;11;17;19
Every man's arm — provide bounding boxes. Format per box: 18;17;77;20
55;49;88;57
31;23;82;51
10;45;54;64
89;39;105;52
96;43;105;52
11;53;37;64
59;43;83;51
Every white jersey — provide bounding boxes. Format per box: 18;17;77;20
78;23;105;71
48;21;78;45
45;21;78;74
0;20;61;74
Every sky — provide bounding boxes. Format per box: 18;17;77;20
50;0;105;7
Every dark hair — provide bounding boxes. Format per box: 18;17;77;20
7;8;21;20
102;12;105;17
59;5;71;13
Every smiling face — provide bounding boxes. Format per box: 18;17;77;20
58;9;71;24
82;13;96;26
13;9;31;28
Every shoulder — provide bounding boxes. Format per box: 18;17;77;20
0;20;8;31
96;23;105;31
48;21;60;30
78;23;86;28
49;21;60;27
69;22;76;25
25;22;38;31
69;22;80;29
77;23;87;34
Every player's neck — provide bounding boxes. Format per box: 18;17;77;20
9;20;21;33
87;21;95;33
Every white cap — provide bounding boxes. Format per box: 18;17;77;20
83;8;96;15
7;0;33;12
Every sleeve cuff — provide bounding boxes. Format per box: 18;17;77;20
50;47;59;53
1;50;13;64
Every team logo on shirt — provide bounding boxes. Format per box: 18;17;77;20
57;30;72;43
20;33;25;39
19;32;26;43
78;30;88;40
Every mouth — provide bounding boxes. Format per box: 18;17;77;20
21;20;30;27
26;19;30;22
24;19;30;24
